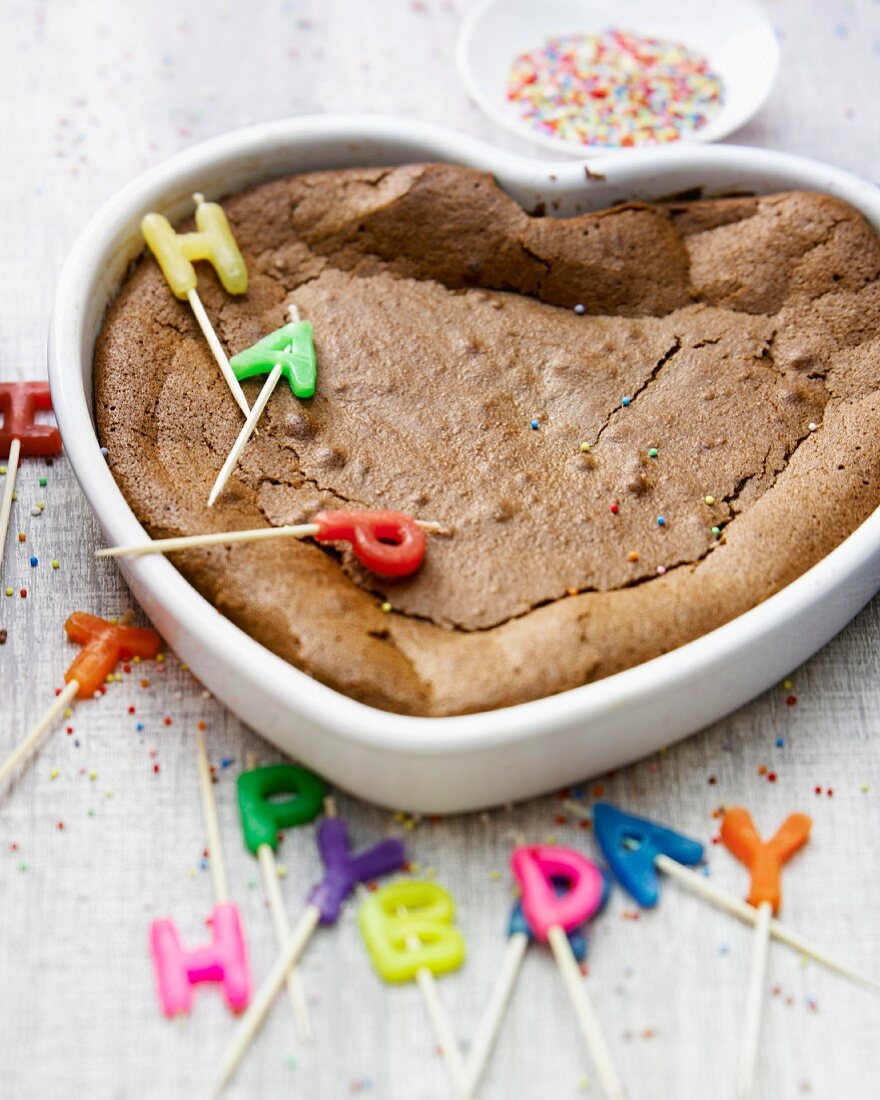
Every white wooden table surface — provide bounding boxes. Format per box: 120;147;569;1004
1;1;879;1097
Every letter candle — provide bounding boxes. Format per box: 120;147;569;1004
510;845;626;1100
582;802;877;990
214;802;406;1092
0;382;62;574
0;613;161;791
721;807;812;1100
148;729;251;1016
359;880;469;1098
141;193;251;418
208;303;317;506
237;757;326;1041
97;508;435;579
464;876;608;1098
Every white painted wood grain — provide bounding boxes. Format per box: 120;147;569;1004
1;1;879;1097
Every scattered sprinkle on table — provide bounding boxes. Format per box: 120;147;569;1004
506;30;723;148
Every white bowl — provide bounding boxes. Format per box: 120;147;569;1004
457;0;779;156
49;115;880;813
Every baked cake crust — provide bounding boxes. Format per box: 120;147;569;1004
94;165;880;715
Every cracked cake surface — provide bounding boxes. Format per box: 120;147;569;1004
94;164;880;715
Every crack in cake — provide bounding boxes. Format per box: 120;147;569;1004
94;164;880;715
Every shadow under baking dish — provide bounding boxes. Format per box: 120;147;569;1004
48;115;880;813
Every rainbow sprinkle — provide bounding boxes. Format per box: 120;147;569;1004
506;30;723;148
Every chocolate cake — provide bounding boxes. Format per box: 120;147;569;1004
94;164;880;715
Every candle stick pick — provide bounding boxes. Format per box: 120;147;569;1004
0;382;62;575
511;846;625;1100
360;880;469;1098
237;760;325;1041
0;613;160;791
721;807;811;1100
466;931;526;1098
214;803;406;1092
584;802;878;991
208;303;316;506
96;508;433;578
465;875;607;1098
195;727;229;903
141;193;251;417
148;729;251;1017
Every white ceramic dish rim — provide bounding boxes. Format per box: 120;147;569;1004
455;0;780;157
48;114;880;792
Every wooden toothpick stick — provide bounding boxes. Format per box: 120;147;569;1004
547;925;626;1100
214;904;322;1094
738;901;772;1100
256;843;313;1042
401;918;471;1099
653;852;878;991
207;362;282;506
214;804;406;1092
208;304;301;507
187;283;251;419
0;678;79;788
195;727;228;904
464;930;529;1097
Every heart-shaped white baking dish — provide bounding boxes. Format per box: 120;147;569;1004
49;115;880;813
